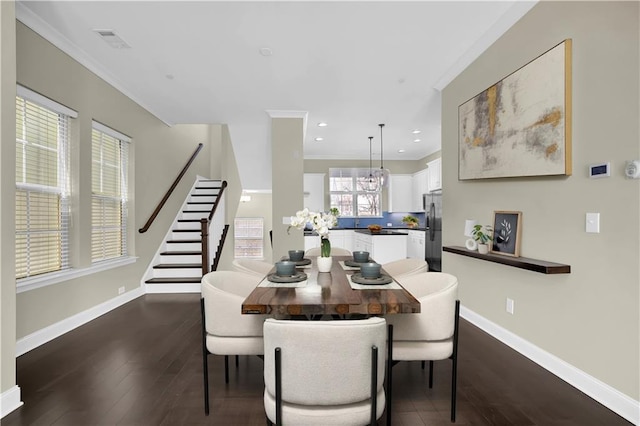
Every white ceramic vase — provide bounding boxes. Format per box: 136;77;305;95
478;244;489;254
317;256;333;273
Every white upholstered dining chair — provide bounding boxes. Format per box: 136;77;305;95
201;271;269;415
305;246;352;257
384;272;459;422
231;258;273;278
263;317;391;425
381;258;428;279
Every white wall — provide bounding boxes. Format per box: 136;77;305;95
442;0;638;406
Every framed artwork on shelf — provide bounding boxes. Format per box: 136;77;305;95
458;39;572;180
490;211;522;257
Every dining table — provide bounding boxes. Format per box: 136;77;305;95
241;255;421;318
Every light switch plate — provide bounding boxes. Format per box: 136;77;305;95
586;213;600;233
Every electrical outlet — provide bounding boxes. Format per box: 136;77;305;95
118;286;125;295
387;223;393;227
506;298;514;314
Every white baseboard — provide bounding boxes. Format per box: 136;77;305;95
144;283;201;293
16;287;144;357
1;386;23;419
460;306;639;425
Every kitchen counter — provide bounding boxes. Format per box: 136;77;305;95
304;227;427;236
353;229;410;236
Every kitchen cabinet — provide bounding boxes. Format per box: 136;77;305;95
407;230;425;259
411;169;428;212
353;231;407;264
388;175;413;212
303;173;325;212
426;158;441;192
305;230;353;253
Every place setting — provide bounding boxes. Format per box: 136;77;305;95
259;260;308;288
349;262;401;289
343;250;371;268
285;249;312;267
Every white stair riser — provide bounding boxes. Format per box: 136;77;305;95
197;180;222;187
182;203;213;217
160;254;202;263
189;195;217;203
153;268;202;278
180;212;210;221
192;188;220;195
174;222;202;230
166;242;202;251
170;231;202;240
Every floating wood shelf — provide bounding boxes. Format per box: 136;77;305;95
443;246;571;274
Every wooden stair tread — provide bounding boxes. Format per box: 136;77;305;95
172;229;203;232
145;277;202;284
153;263;201;269
166;239;201;244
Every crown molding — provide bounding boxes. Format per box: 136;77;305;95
433;0;538;91
15;2;173;126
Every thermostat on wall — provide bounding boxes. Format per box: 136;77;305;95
589;162;610;178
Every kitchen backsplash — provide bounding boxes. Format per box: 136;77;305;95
336;212;426;229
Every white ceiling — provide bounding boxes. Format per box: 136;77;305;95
17;0;535;187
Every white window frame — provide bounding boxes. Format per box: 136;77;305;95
234;217;265;259
15;86;75;281
91;121;131;263
15;87;137;294
329;168;382;218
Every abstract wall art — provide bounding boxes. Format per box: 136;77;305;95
458;40;572;180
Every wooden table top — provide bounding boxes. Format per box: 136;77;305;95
241;256;420;317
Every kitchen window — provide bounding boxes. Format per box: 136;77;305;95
15;86;76;279
91;122;130;263
234;218;264;259
329;168;381;217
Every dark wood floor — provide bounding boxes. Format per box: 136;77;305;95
3;294;631;425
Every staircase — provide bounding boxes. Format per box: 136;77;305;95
144;177;227;293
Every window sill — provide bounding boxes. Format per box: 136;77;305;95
17;256;138;293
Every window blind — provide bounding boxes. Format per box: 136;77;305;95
15;94;71;279
91;125;129;262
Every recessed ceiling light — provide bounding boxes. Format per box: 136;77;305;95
412;129;421;134
398;149;406;153
259;47;273;56
317;122;328;127
315;137;324;141
413;139;421;143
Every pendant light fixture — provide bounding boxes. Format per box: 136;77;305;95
376;123;391;188
365;136;379;192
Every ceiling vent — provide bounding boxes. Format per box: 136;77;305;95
93;29;131;49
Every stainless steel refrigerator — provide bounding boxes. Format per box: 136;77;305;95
424;190;442;272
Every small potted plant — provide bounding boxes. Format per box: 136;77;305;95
472;224;493;254
402;215;419;228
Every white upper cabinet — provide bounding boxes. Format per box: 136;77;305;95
426;158;442;192
388;175;413;212
303;173;325;212
411;169;428;212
